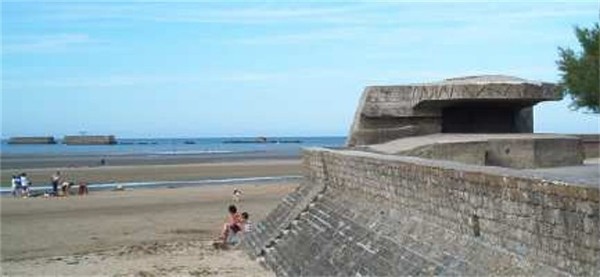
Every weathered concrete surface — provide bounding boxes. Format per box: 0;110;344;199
63;135;116;145
574;134;600;158
524;158;600;187
246;148;599;276
347;75;561;146
366;133;584;169
7;137;56;144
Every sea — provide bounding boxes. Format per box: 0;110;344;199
1;136;346;157
0;136;346;195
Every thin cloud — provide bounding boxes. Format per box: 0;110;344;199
235;27;365;45
3;75;200;89
474;5;597;22
3;69;349;90
218;69;347;82
363;66;560;86
7;3;372;25
218;72;287;82
150;6;363;23
149;3;595;26
3;34;96;54
6;2;595;28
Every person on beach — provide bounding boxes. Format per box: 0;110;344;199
218;205;243;244
241;212;253;233
51;171;61;196
11;175;20;197
20;173;30;197
232;188;242;202
78;182;89;195
61;181;73;196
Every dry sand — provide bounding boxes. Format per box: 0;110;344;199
1;182;298;276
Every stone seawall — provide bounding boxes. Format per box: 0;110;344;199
244;153;328;258
245;148;599;276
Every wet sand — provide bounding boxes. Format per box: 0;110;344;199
1;160;302;187
1;182;297;276
1;152;299;169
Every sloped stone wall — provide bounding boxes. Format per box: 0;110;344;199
244;152;328;258
245;148;599;276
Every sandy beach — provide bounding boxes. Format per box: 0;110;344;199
1;146;303;275
1;182;297;276
1;159;302;188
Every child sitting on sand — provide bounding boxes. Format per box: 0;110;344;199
220;205;242;240
214;205;243;249
241;212;253;233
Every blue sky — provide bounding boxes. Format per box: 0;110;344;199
2;1;599;138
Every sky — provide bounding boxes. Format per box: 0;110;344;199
2;1;599;138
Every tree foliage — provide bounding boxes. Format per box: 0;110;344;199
557;23;599;113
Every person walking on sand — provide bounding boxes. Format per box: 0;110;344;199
78;181;89;195
20;173;30;197
11;175;20;197
51;171;61;196
232;188;242;202
14;175;22;197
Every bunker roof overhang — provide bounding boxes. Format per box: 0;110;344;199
348;75;562;146
359;75;561;118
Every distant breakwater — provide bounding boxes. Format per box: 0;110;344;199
64;135;116;145
9;135;116;145
8;137;56;144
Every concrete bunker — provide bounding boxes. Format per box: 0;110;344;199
244;75;599;276
347;75;558;146
347;75;587;169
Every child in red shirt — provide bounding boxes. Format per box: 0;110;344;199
219;205;242;242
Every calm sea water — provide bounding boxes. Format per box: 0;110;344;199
0;136;346;156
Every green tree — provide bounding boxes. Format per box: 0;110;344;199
557;23;599;113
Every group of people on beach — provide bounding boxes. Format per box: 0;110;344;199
11;173;31;197
50;171;88;197
10;171;88;198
